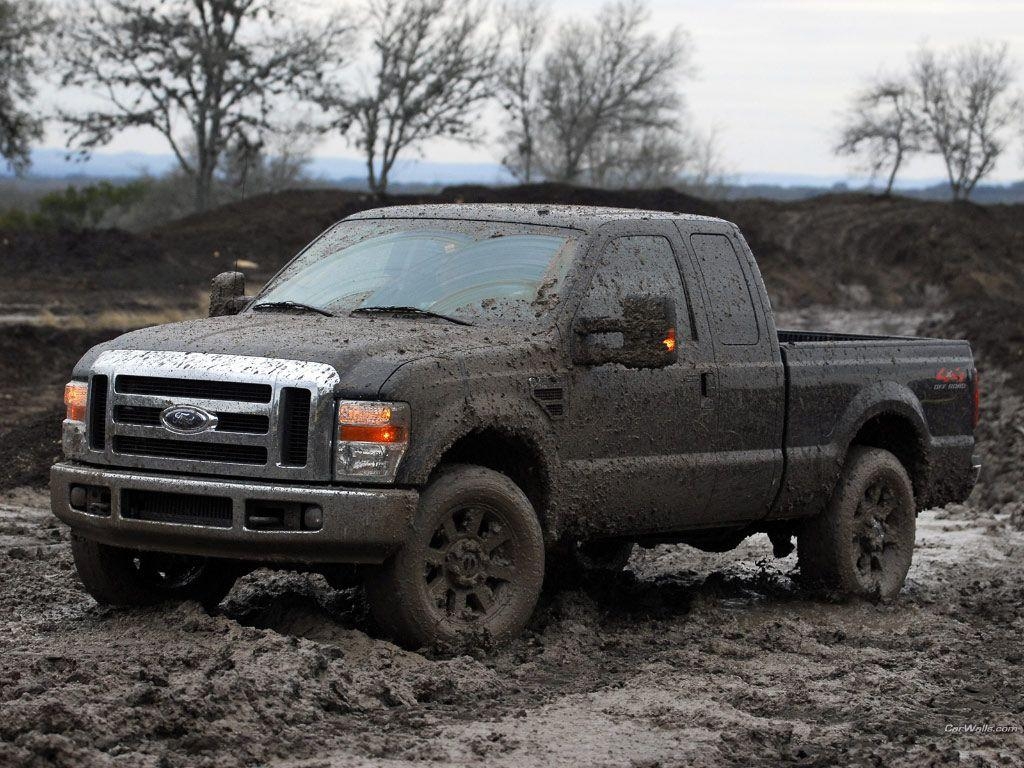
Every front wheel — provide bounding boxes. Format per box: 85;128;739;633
366;465;545;649
797;447;916;600
71;535;237;608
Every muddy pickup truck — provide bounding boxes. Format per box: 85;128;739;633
52;204;980;648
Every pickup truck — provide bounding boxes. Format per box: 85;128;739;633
52;204;981;648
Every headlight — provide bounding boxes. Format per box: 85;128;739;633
334;400;409;483
64;381;88;423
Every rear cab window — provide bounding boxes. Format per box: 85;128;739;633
689;233;761;346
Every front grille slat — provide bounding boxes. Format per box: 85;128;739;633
88;375;108;449
116;375;271;403
280;388;311;466
121;489;233;528
114;405;269;434
215;412;271;434
113;436;267;465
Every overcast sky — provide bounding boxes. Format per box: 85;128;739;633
41;0;1024;183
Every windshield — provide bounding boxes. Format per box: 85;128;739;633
254;219;579;325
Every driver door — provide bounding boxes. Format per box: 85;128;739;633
557;224;719;537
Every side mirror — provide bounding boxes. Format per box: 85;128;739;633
572;295;678;369
209;271;251;317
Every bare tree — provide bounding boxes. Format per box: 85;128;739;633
0;0;52;174
835;77;923;194
496;0;546;183
320;0;498;196
583;124;724;191
220;124;316;199
533;0;692;183
911;42;1022;201
59;0;351;212
677;127;727;195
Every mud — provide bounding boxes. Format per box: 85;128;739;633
2;482;1022;767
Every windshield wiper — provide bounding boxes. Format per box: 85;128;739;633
350;305;472;326
252;300;334;317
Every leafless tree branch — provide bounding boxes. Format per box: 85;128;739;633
0;0;53;174
58;0;352;211
316;0;498;196
836;76;924;194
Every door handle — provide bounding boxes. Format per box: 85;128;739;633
701;372;716;399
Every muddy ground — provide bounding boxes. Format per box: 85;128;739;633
2;306;1022;767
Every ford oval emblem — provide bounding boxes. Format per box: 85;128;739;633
160;405;218;434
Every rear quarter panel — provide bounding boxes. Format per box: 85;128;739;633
771;338;976;519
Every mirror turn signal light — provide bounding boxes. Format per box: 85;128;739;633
64;381;88;422
662;327;677;352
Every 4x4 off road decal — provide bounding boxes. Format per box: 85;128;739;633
935;367;967;384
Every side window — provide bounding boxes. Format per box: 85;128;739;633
580;236;689;334
689;233;760;345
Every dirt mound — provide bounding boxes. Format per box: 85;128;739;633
920;302;1024;511
923;298;1024;388
0;326;128;490
0;325;125;389
0;404;62;490
0;228;195;319
10;185;1022;319
730;195;1024;309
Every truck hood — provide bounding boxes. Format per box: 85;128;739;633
75;312;534;395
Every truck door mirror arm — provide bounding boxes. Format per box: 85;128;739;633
572;295;678;369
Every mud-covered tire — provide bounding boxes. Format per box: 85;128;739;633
71;535;237;608
366;464;545;650
798;447;916;600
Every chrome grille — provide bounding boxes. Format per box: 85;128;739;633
85;350;340;481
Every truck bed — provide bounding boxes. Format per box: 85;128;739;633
771;331;976;518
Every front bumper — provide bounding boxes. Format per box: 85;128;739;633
50;462;418;564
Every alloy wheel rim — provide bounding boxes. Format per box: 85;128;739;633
423;504;517;622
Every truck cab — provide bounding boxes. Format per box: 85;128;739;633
52;204;979;649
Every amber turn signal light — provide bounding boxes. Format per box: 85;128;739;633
338;424;405;443
64;381;88;422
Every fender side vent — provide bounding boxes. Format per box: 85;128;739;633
530;378;567;420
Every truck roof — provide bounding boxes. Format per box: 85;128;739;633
344;203;728;230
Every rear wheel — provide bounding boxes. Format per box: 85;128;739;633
366;465;545;649
798;447;916;599
71;535;237;608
